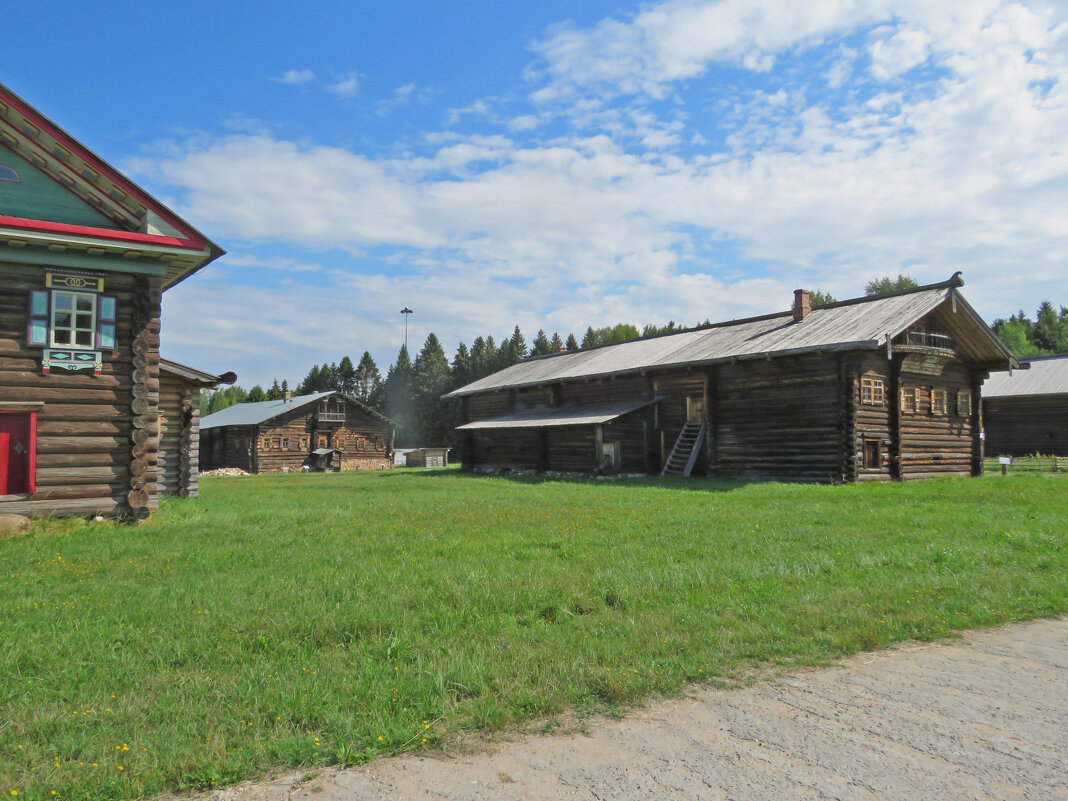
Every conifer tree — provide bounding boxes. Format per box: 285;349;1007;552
531;329;551;356
565;333;579;351
549;331;564;352
413;333;453;446
354;351;382;407
266;379;283;400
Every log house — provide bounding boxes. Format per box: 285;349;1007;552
446;275;1019;482
0;83;224;517
982;353;1068;456
199;391;396;473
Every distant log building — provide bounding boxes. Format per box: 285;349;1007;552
199;391;396;473
982;353;1068;456
445;275;1019;482
0;83;224;518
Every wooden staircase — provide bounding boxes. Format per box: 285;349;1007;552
661;423;705;477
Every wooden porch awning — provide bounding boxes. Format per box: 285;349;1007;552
457;400;654;430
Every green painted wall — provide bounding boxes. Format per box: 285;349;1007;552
0;144;121;229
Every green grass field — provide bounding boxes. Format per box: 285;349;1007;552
2;470;1066;800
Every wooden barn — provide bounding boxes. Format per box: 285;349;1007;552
199;391;396;473
0;83;223;518
405;447;450;468
158;360;235;497
982;353;1068;456
445;275;1019;482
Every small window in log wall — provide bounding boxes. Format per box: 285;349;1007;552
376;438;385;450
300;436;309;449
957;390;972;416
281;437;290;450
862;439;881;469
902;387;917;413
860;377;885;405
931;389;947;416
317;435;327;448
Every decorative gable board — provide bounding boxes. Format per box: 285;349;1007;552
0;142;122;229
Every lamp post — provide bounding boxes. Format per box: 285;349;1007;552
400;307;413;351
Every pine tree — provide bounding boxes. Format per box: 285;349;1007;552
530;329;551;356
354;351;382;406
413;333;453;446
383;344;416;446
565;333;579;351
337;356;356;394
452;342;472;389
581;326;598;348
266;379;283;400
499;326;527;367
549;332;564;352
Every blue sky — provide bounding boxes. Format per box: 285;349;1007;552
4;0;1067;388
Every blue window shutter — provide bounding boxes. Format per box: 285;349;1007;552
28;290;49;346
98;295;117;322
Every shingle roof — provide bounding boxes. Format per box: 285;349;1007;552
983;354;1068;398
445;276;1016;398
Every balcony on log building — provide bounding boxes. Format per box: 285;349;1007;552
894;329;955;354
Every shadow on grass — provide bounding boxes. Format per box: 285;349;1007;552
401;466;754;494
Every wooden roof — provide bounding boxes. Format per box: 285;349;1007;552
445;275;1017;398
0;82;223;288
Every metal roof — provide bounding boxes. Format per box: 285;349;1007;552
457;400;654;429
445;277;1016;398
201;391;397;430
200;391;336;430
983;354;1068;398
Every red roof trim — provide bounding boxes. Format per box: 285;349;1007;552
0;86;204;246
0;215;203;249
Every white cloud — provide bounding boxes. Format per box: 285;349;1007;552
276;69;316;85
869;25;932;80
327;71;360;98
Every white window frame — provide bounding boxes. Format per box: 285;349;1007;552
49;290;97;350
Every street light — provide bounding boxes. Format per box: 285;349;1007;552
400;307;413;351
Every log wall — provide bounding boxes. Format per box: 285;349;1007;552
710;355;843;482
158;370;204;497
984;396;1068;456
982;397;1068;457
897;358;977;478
0;263;161;517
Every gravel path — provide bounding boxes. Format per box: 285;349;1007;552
205;618;1067;801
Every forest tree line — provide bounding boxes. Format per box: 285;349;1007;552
201;274;1066;448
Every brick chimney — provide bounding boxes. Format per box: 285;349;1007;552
283;391;292;402
792;289;811;321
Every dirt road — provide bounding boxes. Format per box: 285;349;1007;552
206;618;1067;800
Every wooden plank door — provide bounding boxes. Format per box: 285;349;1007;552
0;413;33;495
686;396;705;424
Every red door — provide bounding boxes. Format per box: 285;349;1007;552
0;413;36;495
